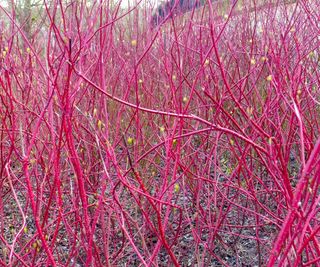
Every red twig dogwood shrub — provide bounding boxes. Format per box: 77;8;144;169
0;0;319;266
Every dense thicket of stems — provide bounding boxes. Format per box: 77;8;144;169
0;0;319;266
